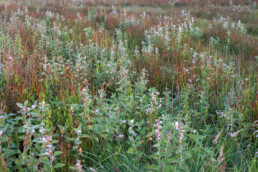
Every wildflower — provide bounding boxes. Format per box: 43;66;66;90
223;21;228;29
0;130;2;137
155;128;161;140
61;128;65;135
122;120;126;124
46;10;53;18
151;93;157;105
40;127;46;134
118;134;124;138
175;121;184;144
90;167;96;172
155;119;162;140
192;59;196;64
129;126;135;135
31;129;35;134
208;23;212;29
22;106;28;113
155;47;159;55
46;144;53;149
146;108;153;114
50;155;54;162
82;88;89;96
157;120;162;125
77;129;81;135
175;121;179;130
216;110;226;118
76;160;83;172
40;136;52;144
75;137;79;145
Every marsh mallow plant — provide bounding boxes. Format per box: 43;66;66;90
0;0;257;171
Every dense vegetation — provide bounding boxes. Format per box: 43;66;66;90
0;0;257;171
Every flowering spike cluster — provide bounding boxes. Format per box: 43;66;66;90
146;92;162;114
175;121;184;144
40;135;54;162
75;160;83;172
129;119;136;136
216;110;226;118
154;119;162;140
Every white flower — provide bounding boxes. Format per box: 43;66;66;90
31;129;35;134
40;127;46;134
146;108;153;114
90;167;96;172
118;134;124;138
40;137;47;143
46;144;53;149
76;160;83;172
77;129;81;135
51;155;54;162
175;121;179;129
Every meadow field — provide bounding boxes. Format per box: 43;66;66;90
0;0;257;171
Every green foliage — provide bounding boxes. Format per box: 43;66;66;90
0;0;257;171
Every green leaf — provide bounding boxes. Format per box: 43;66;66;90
81;134;90;138
39;157;49;164
54;151;63;156
17;103;23;108
70;167;77;170
55;163;65;168
1;137;7;142
24;100;28;106
127;147;135;154
18;136;27;140
51;140;59;144
147;164;158;170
